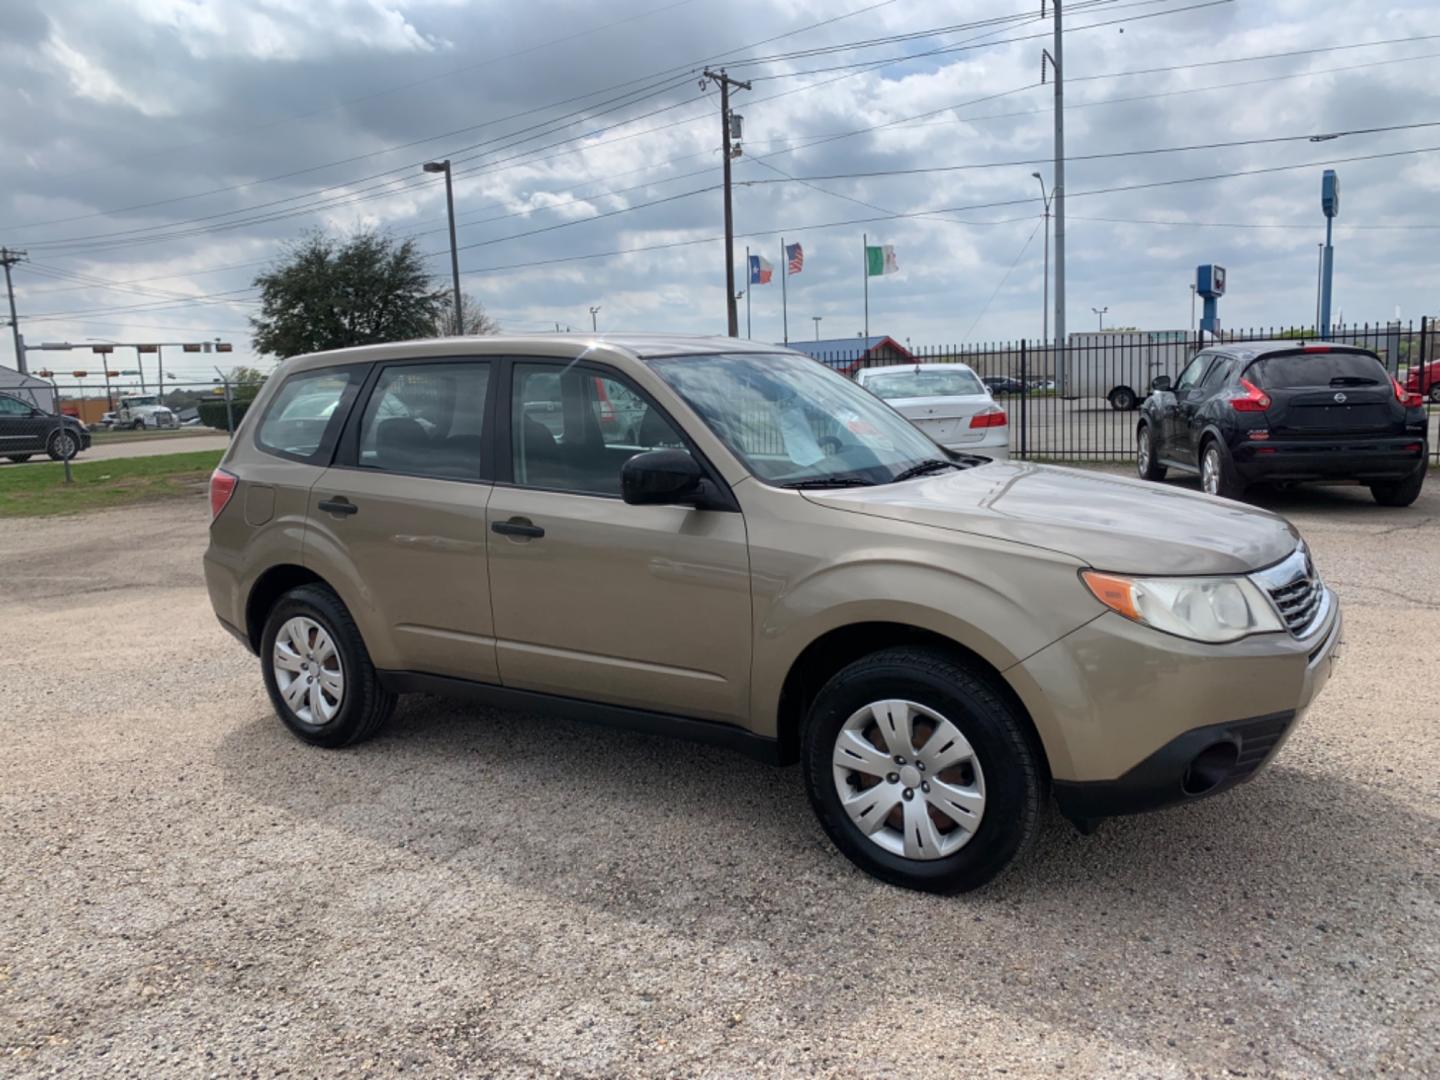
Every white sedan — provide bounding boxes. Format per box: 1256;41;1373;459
856;362;1009;459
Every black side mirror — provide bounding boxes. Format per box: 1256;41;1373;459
621;448;704;506
1150;375;1172;393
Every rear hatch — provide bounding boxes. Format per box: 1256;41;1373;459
1247;349;1404;438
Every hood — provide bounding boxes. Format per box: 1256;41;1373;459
802;462;1299;575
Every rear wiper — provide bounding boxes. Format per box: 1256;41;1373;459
1329;376;1380;386
782;475;877;489
891;458;961;483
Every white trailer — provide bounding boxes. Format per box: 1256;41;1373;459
1061;331;1198;410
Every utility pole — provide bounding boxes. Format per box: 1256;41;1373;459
702;68;751;338
1043;1;1066;386
1;247;27;373
1031;173;1051;347
745;245;752;339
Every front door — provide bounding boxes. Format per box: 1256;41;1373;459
1162;353;1215;461
487;360;752;723
0;393;48;455
305;358;500;682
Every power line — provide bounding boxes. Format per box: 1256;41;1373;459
1068;214;1440;230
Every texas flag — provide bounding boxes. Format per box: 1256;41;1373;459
749;254;773;285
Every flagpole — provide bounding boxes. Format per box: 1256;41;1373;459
863;232;869;340
781;236;789;343
745;245;752;339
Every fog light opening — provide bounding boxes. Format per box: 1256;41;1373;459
1182;741;1239;796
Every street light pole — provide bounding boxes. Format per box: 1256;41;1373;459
1190;284;1197;333
1092;306;1108;331
589;306;601;332
812;315;823;341
1031;172;1051;347
423;160;463;335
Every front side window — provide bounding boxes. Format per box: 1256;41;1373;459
1175;354;1215;392
357;362;491;480
256;368;357;462
511;363;683;495
0;394;31;416
864;368;986;400
648;352;952;487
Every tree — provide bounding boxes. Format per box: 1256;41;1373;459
432;291;500;337
251;229;444;358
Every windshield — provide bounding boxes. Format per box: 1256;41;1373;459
126;396;159;407
864;368;985;400
648;352;952;487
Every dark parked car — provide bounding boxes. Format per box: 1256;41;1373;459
0;392;90;462
982;376;1026;396
1136;342;1428;505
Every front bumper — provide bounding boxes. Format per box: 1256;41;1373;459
1231;436;1426;483
1008;588;1341;819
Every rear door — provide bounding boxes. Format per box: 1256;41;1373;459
305;358;500;682
1247;349;1401;438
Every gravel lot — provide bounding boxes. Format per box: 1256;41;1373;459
2;477;1437;1078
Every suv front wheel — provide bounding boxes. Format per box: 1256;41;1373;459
260;584;396;748
802;647;1043;893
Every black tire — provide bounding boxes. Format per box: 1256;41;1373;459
802;646;1044;894
259;584;397;748
5;454;32;463
1370;467;1425;508
1199;437;1244;500
1136;422;1167;481
1108;386;1137;411
133;418;146;431
46;430;79;461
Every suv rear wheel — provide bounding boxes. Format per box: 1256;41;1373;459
802;647;1043;893
260;584;396;748
1370;467;1425;508
1136;422;1166;481
1200;439;1244;500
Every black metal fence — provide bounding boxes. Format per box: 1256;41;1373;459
800;318;1439;465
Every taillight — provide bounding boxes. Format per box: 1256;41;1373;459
969;406;1007;429
209;468;237;520
1230;378;1271;412
1392;376;1424;409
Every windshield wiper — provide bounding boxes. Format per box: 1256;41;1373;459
1329;375;1380;386
891;458;961;483
782;475;877;489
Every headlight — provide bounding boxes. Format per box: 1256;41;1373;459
1081;570;1284;643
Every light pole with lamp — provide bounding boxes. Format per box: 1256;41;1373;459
423;161;463;335
812;315;822;340
589;306;601;332
1092;306;1108;331
1031;172;1052;348
1189;284;1197;334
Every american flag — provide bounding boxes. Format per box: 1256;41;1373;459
786;242;804;275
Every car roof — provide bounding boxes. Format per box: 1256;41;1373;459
1207;340;1379;362
859;361;978;377
275;333;793;375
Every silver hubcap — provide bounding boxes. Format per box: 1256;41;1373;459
1137;433;1150;475
272;616;344;725
1202;448;1220;495
832;699;986;861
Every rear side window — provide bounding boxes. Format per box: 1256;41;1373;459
1199;358;1234;391
256;368;358;463
357;361;491;480
1248;351;1386;389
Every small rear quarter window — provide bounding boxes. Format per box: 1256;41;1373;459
256;367;360;463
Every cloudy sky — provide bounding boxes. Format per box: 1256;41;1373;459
2;0;1437;382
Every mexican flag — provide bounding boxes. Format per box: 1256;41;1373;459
866;244;898;276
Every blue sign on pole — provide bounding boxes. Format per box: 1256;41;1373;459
1319;170;1338;339
1196;264;1226;334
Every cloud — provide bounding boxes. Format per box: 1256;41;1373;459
2;0;1438;378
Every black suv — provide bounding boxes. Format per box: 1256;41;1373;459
1136;342;1428;506
0;392;90;463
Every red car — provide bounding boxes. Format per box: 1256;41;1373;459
1405;360;1440;404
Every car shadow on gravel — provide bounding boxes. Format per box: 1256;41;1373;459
215;693;1433;1050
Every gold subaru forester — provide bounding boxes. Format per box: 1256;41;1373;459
206;335;1340;892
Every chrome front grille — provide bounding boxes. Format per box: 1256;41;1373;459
1250;544;1327;637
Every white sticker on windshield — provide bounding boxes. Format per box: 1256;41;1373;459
778;404;826;466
